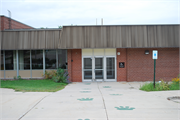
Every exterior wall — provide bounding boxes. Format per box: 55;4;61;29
0;71;4;78
32;70;43;78
19;70;31;78
0;16;33;30
68;49;82;82
127;48;179;81
1;48;178;81
45;70;57;72
5;71;17;78
117;48;127;81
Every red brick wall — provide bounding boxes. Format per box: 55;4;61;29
68;48;178;82
117;48;127;81
1;16;33;30
127;48;179;82
67;49;82;82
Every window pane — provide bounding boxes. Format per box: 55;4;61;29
95;70;103;79
1;51;4;70
19;50;30;70
5;50;16;70
45;50;56;69
95;58;103;69
84;71;92;79
84;58;92;69
32;50;43;69
58;50;67;69
106;58;115;79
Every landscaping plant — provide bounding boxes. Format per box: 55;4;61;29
169;76;179;90
140;75;180;91
52;68;70;83
44;70;57;79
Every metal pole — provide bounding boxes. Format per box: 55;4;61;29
153;59;156;88
7;10;11;29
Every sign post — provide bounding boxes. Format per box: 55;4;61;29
152;50;158;88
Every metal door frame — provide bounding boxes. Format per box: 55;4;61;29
94;56;104;82
104;56;117;82
82;56;93;82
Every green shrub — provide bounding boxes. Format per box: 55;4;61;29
157;79;169;90
52;68;69;83
13;76;22;80
140;82;158;91
43;68;70;83
140;78;180;91
44;70;57;79
169;75;180;90
169;82;179;90
17;75;22;80
140;80;169;91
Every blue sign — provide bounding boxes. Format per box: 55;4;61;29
152;50;158;59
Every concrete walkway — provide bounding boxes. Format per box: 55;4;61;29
0;82;179;120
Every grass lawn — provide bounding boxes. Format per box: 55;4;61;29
0;79;67;92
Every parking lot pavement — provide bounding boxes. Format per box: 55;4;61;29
1;82;179;120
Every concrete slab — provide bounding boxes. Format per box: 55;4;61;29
0;88;52;120
1;82;179;120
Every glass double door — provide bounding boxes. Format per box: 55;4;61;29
83;56;116;82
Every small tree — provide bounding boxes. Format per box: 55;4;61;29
58;26;62;29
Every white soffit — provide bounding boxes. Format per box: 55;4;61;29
94;49;104;56
105;49;116;56
82;49;93;56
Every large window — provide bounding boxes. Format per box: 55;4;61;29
58;50;67;69
5;50;16;70
3;49;67;71
1;51;4;70
45;50;56;69
19;50;30;70
32;50;43;69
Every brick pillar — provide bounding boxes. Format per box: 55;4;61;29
67;49;72;82
71;49;82;82
117;48;127;81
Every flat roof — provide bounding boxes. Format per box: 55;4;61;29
63;24;180;27
3;28;62;31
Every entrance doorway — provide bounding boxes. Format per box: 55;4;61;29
82;56;116;82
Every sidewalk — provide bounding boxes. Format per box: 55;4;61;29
1;82;179;120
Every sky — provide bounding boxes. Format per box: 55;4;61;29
0;0;179;28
